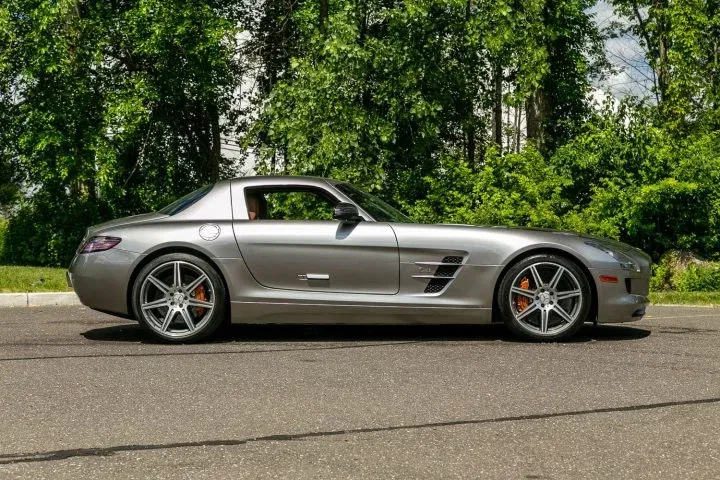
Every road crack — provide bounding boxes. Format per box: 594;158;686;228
2;396;719;465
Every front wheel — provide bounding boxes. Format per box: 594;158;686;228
497;254;592;341
132;253;227;343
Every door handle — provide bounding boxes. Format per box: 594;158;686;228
298;273;330;281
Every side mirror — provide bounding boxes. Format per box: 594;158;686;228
333;202;361;222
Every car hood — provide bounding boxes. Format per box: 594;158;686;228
88;212;168;236
509;227;648;258
439;224;651;262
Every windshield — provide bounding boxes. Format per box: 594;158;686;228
335;183;415;223
158;185;212;216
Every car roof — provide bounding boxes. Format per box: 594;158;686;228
228;175;342;188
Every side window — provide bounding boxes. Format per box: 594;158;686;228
245;188;337;221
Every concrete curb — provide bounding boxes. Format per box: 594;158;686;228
650;303;719;308
0;293;29;308
0;292;80;307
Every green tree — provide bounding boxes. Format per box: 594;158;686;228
0;0;245;265
554;100;720;259
611;0;720;129
526;0;608;153
252;0;573;203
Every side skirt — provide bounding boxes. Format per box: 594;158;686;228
229;301;492;325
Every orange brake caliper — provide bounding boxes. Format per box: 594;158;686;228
515;277;530;312
192;284;207;318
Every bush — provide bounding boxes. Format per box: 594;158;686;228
651;251;720;292
2;194;112;267
467;148;571;228
549;108;720;260
675;264;720;292
406;148;572;228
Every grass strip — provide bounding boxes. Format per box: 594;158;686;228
649;291;720;306
0;265;72;293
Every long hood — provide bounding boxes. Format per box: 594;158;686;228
391;222;651;269
442;224;644;254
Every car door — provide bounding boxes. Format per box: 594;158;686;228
231;183;400;295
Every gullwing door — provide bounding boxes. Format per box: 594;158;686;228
231;186;399;295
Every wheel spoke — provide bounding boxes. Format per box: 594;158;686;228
540;309;549;333
511;286;535;298
142;298;168;310
188;299;213;308
549;266;565;289
515;303;539;321
147;275;171;294
180;308;195;331
173;262;182;288
553;304;574;323
557;289;581;300
161;309;175;331
185;274;208;293
529;265;543;288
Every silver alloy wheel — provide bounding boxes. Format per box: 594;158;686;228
139;261;215;338
507;261;583;336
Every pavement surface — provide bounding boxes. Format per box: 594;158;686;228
0;305;718;479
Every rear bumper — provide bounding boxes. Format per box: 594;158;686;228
592;267;650;324
68;248;143;316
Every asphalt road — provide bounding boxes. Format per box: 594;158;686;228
0;306;718;479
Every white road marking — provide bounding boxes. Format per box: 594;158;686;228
645;314;720;320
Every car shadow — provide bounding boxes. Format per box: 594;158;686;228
82;322;651;345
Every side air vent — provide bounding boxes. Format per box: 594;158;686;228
414;255;466;294
425;278;451;293
434;265;457;277
442;256;463;264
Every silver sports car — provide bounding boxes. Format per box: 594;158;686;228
68;175;651;342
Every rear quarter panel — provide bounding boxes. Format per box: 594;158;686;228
82;181;250;310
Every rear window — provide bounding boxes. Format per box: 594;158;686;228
158;185;212;216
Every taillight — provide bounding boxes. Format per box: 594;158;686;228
80;236;122;253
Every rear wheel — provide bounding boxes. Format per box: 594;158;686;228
132;253;227;343
498;254;591;341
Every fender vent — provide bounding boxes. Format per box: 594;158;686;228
414;256;466;294
425;278;451;293
442;256;463;264
434;265;458;277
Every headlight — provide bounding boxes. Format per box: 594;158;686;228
585;241;639;271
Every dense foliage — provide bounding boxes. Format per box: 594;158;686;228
1;0;719;268
651;252;720;292
1;0;245;264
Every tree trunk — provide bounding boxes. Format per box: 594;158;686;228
320;0;328;33
492;62;503;148
465;122;476;167
526;91;544;148
654;0;670;102
208;102;221;182
631;0;669;103
514;104;521;153
505;104;511;151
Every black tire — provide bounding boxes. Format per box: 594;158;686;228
497;254;592;341
131;253;227;343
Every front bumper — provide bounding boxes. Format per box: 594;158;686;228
592;267;650;324
68;248;143;316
